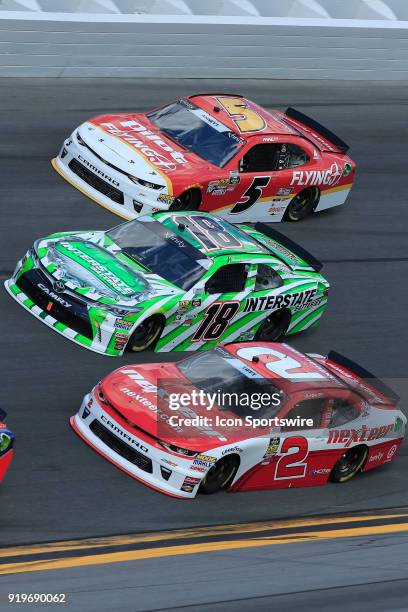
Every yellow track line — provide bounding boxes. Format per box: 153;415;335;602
2;517;408;575
2;513;407;560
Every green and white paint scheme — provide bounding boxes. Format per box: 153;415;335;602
4;212;329;356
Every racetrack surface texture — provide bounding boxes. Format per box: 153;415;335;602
1;79;408;551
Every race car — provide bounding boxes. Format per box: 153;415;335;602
52;93;355;223
4;212;329;356
71;343;405;498
0;409;14;483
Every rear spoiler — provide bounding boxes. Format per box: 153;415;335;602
284;107;349;154
255;223;323;272
327;351;400;405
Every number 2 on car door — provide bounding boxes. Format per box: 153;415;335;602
275;437;309;480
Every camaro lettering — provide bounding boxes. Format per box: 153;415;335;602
100;415;148;452
243;289;317;313
78;156;120;186
37;283;71;308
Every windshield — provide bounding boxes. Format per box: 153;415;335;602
178;347;285;418
107;219;206;291
148;99;244;167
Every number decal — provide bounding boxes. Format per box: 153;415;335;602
236;346;326;381
230;176;270;215
217;96;266;133
173;215;242;251
275;437;309;480
192;302;240;341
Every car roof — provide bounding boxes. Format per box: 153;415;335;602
223;342;349;393
151;211;270;258
188;94;298;138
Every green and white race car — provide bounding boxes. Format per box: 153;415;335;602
5;212;329;355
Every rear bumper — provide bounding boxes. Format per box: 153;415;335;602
71;394;201;499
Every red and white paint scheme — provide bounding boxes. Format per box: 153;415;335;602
53;94;355;223
71;343;405;499
0;409;14;484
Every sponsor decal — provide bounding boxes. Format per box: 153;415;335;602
394;417;404;432
157;193;175;205
263;136;278;142
77;155;120;186
327;424;394;447
59;242;134;296
313;149;319;159
118;369;157;394
114;319;133;330
37;283;71;308
100;414;149;452
343;162;353;177
162;458;178;467
181;475;201;492
243;289;317;313
190;465;207;473
100;120;187;173
192;298;201;307
114;332;128;350
276;187;293;197
264;436;280;457
207;178;239;194
310;468;330;476
368;451;384;463
290;162;343;188
386;445;398;461
222;446;242;455
269;205;286;215
195;454;217;464
179;300;190;309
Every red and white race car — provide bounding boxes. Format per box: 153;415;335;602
0;409;14;484
53;94;355;223
71;343;405;499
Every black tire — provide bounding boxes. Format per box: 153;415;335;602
255;309;290;342
329;446;368;483
285;187;319;222
199;455;239;495
169;189;201;212
125;315;164;353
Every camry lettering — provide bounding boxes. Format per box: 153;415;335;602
37;283;71;308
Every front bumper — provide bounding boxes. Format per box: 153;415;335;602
52;130;172;220
71;394;202;499
4;265;124;356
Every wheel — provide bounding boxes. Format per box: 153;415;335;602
255;309;289;342
199;455;239;495
169;189;201;212
125;316;164;353
329;446;368;483
285;187;319;222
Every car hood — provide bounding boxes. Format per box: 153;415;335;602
100;363;269;452
80;114;210;186
36;233;181;306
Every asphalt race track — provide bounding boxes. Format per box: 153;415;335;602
1;78;408;561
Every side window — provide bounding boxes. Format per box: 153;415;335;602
278;143;310;169
327;399;360;428
205;264;248;294
241;144;281;173
254;263;283;291
281;398;325;431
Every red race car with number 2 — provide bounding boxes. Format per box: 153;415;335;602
53;94;355;223
71;342;405;499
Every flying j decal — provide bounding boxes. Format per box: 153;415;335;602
291;162;343;187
